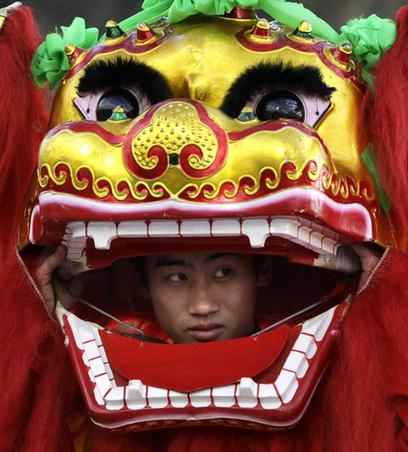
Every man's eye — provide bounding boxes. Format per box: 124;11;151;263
96;88;141;121
255;90;305;122
214;267;234;279
166;273;188;283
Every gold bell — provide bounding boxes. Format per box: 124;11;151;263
294;20;313;38
64;45;82;65
135;23;156;44
333;42;353;65
250;19;272;40
105;20;125;39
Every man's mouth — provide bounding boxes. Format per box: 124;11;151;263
187;324;225;342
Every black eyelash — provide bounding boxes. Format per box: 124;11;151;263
77;57;172;104
220;62;336;118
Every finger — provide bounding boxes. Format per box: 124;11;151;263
54;277;78;310
36;246;67;285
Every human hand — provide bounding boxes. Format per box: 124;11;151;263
352;244;384;292
34;245;79;314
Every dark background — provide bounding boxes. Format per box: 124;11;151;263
1;1;406;34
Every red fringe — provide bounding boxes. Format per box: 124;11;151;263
0;6;47;252
371;6;408;243
0;5;407;452
0;7;76;452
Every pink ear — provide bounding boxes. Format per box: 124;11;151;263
371;6;408;242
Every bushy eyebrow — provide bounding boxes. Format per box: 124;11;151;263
220;62;336;118
153;257;193;269
152;253;239;268
77;57;172;104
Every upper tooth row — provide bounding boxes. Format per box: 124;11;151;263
64;217;340;254
66;306;335;412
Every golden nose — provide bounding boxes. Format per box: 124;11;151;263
123;100;228;180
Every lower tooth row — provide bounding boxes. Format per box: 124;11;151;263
101;379;283;412
67;307;336;413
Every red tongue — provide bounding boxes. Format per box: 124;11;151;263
101;326;290;392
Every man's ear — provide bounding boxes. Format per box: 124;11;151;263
256;256;273;288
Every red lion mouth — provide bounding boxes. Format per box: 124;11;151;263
58;300;348;431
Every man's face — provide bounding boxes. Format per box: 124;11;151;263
146;253;258;343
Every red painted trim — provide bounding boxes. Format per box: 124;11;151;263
65;30;168;80
46;121;126;146
235;29;363;85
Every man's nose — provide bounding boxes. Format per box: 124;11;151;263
188;280;219;316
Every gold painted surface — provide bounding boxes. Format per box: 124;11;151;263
42;17;394;246
40;111;366;203
51;18;368;182
132;101;218;172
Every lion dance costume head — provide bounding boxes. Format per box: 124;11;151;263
1;1;408;451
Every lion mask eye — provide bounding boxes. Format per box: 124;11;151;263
73;58;172;122
222;62;335;129
74;86;151;122
238;89;331;128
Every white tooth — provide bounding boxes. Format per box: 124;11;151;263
94;387;104;406
297;225;312;244
126;380;147;410
212;385;236;408
270;218;299;239
211;218;241;236
67;221;87;239
68;315;92;350
87;222;117;250
66;234;87;263
99;346;108;363
148;220;179;237
274;370;299;404
83;341;100;360
88;369;95;383
296;216;312;227
322;237;338;255
169;390;189;408
105;364;114;381
180;219;211;237
237;378;258;408
190;389;211;408
147;386;168;409
258;384;282;409
310;231;324;251
82;354;89;367
88;357;107;379
292;334;317;359
118;221;147;237
242;218;269;248
94;374;112;402
303;307;335;342
282;351;309;379
105;387;125;411
90;324;102;346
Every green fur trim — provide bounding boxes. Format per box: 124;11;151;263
338;15;396;70
32;2;397;88
32;17;99;89
118;0;396;75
